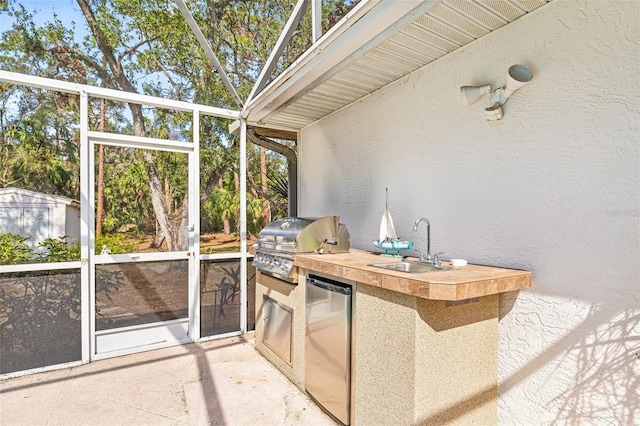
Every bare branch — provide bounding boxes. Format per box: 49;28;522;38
146;53;183;99
76;0;145;136
117;35;160;63
61;47;114;86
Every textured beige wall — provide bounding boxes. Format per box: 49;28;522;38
299;1;639;423
256;271;499;425
353;284;498;425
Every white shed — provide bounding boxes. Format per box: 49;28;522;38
0;187;80;251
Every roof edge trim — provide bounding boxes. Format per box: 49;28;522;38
244;0;440;127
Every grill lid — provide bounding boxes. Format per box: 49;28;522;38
257;217;316;238
253;216;350;283
256;216;349;254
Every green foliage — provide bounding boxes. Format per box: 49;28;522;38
0;5;82;198
247;193;266;235
0;233;33;264
266;165;289;219
101;214;118;234
0;268;83;373
0;234;125;374
0;98;80;198
0;234;81;264
1;0;304;243
99;146;156;234
37;236;81;262
95;233;136;254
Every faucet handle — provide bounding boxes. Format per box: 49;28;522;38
433;252;445;266
416;250;425;262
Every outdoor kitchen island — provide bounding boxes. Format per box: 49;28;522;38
255;249;531;425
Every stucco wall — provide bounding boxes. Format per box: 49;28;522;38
298;1;639;424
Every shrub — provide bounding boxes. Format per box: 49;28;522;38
0;234;82;265
0;233;34;264
38;236;80;262
95;233;136;254
0;236;123;374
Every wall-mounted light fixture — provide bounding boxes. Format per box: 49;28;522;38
460;64;533;121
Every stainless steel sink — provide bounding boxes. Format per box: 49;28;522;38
368;261;450;273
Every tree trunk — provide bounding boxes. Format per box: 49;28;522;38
233;167;240;236
218;175;231;235
77;0;186;251
142;150;176;249
96;98;105;236
260;146;270;226
164;173;171;215
167;193;189;250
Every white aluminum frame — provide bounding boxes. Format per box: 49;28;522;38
239;121;248;333
312;0;322;42
88;132;194;358
174;0;243;108
0;71;238;118
80;91;91;363
0;71;247;371
244;0;310;108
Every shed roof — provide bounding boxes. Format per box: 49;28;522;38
245;0;552;136
0;187;80;209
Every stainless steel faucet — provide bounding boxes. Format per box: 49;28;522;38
413;217;432;263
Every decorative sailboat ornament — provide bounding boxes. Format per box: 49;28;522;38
372;188;413;256
379;188;397;242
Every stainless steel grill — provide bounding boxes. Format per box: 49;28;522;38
252;216;350;283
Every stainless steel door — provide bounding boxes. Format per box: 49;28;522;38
262;295;293;364
305;274;352;425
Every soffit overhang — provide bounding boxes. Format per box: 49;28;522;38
244;0;551;134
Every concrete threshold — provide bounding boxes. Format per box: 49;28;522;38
0;335;336;426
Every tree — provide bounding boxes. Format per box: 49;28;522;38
2;0;357;248
260;146;270;226
96;98;106;236
75;0;190;251
2;107;80;197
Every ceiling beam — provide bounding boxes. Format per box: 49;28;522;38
229;120;298;141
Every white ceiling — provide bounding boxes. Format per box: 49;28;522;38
245;0;551;135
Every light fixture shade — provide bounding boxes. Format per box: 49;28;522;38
503;64;533;98
460;84;491;106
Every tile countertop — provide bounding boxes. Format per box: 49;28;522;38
294;249;532;301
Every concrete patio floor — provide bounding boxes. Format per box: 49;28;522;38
0;335;336;426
